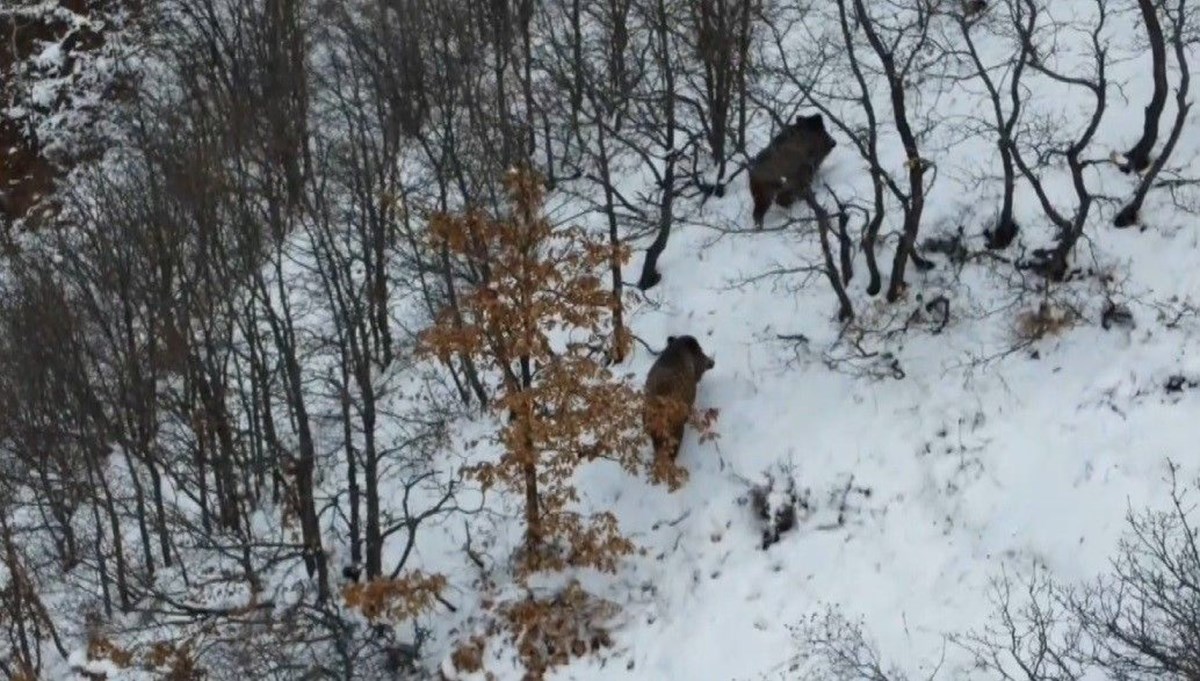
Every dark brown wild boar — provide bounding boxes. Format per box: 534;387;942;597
748;114;836;228
643;335;715;467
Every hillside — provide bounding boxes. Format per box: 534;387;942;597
1;0;1199;680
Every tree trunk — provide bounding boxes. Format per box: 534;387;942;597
362;380;382;579
1122;0;1168;173
597;120;628;361
637;0;678;292
340;358;362;570
519;357;540;556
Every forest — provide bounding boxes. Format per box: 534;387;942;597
1;0;1199;678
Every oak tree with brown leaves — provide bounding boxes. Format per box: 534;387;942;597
420;167;668;576
341;571;448;625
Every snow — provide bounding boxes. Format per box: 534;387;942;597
4;0;1200;679
1;1;133;176
33;42;64;70
420;10;1200;681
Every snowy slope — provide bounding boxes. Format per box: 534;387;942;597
421;9;1200;681
6;0;1200;679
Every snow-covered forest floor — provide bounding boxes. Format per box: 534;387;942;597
2;0;1200;679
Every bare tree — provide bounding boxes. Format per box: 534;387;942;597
937;1;1028;249
778;607;920;681
951;567;1088;680
1120;0;1170;174
684;0;758;185
850;0;940;301
1114;0;1192;227
1004;0;1110;281
631;0;696;291
805;190;855;321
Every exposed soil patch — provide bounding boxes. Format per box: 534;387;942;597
1;0;125;236
0;119;58;234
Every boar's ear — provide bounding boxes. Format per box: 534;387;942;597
795;114;826;132
667;335;677;346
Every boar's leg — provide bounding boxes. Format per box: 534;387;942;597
750;177;776;228
775;185;798;207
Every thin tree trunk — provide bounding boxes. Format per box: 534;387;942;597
361;378;382;579
0;514;35;671
1122;0;1168;173
95;457;131;611
85;459;113;617
147;463;172;567
637;0;678;291
596;120;628;361
120;447;155;580
1115;7;1191;227
806;190;854;321
339;357;362;570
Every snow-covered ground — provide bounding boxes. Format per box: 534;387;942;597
430;217;1200;679
6;1;1200;679
524;210;1200;681
423;8;1200;680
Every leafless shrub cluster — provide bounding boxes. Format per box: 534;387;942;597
763;464;1200;681
954;462;1200;680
